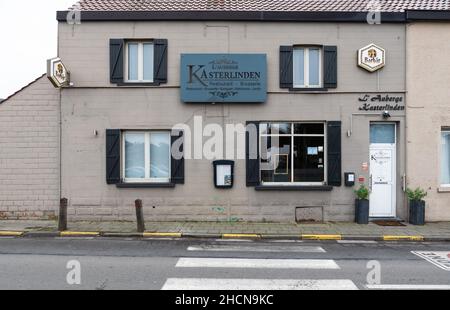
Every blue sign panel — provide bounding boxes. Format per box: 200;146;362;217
180;54;267;103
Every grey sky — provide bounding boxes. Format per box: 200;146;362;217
0;0;76;98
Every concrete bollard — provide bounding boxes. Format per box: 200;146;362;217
58;198;68;231
135;199;146;233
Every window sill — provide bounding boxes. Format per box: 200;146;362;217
289;87;328;92
114;82;163;87
255;185;333;191
437;187;450;193
116;182;176;188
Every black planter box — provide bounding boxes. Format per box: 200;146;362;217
409;200;425;225
355;199;369;224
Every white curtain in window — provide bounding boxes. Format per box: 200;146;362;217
293;49;304;86
309;48;320;86
125;133;145;178
150;133;170;178
128;43;139;81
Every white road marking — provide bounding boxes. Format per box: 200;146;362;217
187;244;325;253
267;240;304;243
162;278;358;290
337;240;378;244
367;284;450;290
176;257;340;269
412;251;450;271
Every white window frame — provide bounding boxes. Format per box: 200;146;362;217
293;47;322;88
260;122;326;186
122;131;171;183
124;41;154;83
441;129;450;187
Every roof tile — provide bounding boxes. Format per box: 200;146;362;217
68;0;450;13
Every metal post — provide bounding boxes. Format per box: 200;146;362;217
135;199;146;233
58;198;68;231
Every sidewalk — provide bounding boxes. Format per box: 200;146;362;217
1;220;450;241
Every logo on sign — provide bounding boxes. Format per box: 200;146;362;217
47;57;70;88
358;43;386;72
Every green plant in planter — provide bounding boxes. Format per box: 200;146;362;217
406;187;427;202
354;184;369;200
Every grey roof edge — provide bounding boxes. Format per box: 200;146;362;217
56;9;450;22
0;74;46;105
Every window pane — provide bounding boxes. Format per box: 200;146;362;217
442;131;450;184
294;123;324;135
128;43;139;81
259;123;269;135
370;124;395;144
267;123;291;135
309;48;320;86
125;133;145;179
261;136;292;183
293;49;305;86
294;136;325;182
143;43;154;81
150;132;170;179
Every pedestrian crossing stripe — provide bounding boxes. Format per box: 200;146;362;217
176;257;340;269
162;278;358;290
187;244;326;253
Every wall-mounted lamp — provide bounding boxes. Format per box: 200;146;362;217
382;110;391;119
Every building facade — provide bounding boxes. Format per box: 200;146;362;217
0;0;449;223
406;22;450;221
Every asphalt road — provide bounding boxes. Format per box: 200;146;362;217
0;237;449;290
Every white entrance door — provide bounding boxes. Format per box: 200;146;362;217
369;123;396;218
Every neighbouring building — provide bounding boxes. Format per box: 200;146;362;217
0;0;449;223
406;21;450;221
0;75;60;219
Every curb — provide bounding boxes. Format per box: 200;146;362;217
23;231;60;238
143;232;182;238
301;234;342;241
0;230;448;242
0;231;23;237
182;233;222;239
340;235;384;241
423;236;450;242
383;235;424;241
101;232;145;238
222;234;261;239
59;231;100;237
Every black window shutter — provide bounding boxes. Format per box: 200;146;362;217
171;129;184;184
246;121;260;187
106;129;121;184
279;46;293;89
154;39;168;85
327;121;342;186
323;46;338;89
110;39;124;84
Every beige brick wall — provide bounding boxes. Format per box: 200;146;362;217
406;23;450;221
0;76;60;219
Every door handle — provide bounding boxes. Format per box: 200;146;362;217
369;174;373;192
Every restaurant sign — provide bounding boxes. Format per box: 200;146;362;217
358;94;405;111
47;57;70;88
358;43;386;72
180;54;267;103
